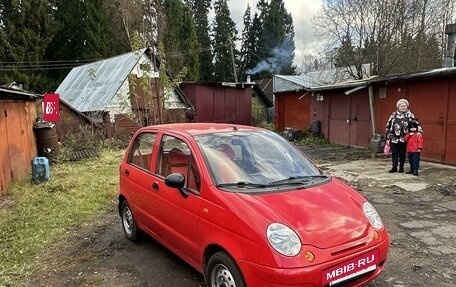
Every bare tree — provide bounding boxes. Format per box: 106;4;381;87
313;0;455;78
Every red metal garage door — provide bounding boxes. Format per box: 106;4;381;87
349;91;371;147
329;91;371;147
445;79;456;165
329;93;350;145
408;79;447;163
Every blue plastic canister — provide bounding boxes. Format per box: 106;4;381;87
32;157;50;183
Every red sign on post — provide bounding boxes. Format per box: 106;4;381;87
43;93;60;122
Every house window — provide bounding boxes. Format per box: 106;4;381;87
379;86;387;99
316;94;324;101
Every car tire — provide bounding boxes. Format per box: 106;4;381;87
121;200;142;242
206;251;246;287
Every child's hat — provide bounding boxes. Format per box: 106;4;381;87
408;120;419;129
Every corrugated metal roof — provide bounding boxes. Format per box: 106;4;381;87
371;66;456;82
274;74;325;93
273;64;372;93
308;66;456;92
56;49;147;112
307;77;376;91
0;86;39;100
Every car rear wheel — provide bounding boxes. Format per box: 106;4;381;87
121;201;142;242
206;252;246;287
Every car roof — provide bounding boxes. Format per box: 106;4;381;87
137;122;261;136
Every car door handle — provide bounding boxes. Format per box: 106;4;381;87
124;169;130;176
152;182;159;191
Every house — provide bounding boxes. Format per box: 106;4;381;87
273;64;371;133
56;48;194;136
307;67;456;165
0;86;39;195
180;81;255;126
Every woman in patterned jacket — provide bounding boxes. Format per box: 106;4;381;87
385;99;422;173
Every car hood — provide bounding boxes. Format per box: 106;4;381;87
235;178;370;249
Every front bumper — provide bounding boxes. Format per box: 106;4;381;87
237;236;390;287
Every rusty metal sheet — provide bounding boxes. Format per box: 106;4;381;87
0;101;10;195
25;101;37;162
5;102;28;180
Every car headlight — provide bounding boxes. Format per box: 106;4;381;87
267;223;301;256
363;202;383;230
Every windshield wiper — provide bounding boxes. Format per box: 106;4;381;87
269;175;328;185
217;181;266;188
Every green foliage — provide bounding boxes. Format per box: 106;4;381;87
0;0;56;91
43;0;111;91
212;0;238;82
104;0;143;55
240;0;296;78
299;134;331;147
162;0;185;76
239;4;255;80
180;8;201;81
0;148;123;286
258;122;276;131
162;0;200;81
186;0;214;81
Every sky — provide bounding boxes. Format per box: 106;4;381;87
226;0;324;71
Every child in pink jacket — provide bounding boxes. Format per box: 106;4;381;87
404;121;424;176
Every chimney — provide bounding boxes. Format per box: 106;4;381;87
246;74;251;83
444;23;456;67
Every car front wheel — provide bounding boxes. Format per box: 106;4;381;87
121;200;142;242
206;252;246;287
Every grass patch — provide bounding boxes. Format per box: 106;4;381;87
0;148;124;287
299;134;333;146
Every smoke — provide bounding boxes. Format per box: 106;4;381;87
246;37;294;75
246;60;273;75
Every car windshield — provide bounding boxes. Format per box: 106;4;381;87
195;130;324;189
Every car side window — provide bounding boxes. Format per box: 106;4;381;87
156;135;200;191
128;133;156;171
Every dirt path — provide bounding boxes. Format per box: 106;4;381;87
26;146;456;287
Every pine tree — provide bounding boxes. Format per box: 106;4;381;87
257;0;296;76
239;4;252;80
104;0;146;55
212;0;238;82
185;0;214;81
180;8;200;80
162;0;185;77
0;0;56;91
162;0;200;80
44;0;111;89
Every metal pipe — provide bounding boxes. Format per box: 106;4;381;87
368;85;376;137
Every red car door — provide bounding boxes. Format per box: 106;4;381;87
121;132;163;235
150;133;202;266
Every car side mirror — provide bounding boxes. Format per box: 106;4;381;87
165;173;189;198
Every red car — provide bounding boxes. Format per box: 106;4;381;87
119;123;389;287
